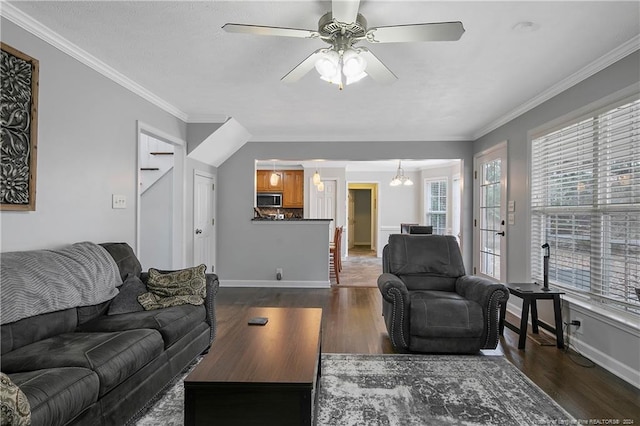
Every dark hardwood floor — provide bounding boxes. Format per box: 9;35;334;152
216;286;640;423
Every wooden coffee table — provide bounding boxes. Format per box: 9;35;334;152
184;307;323;426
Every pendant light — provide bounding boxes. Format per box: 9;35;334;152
312;170;321;186
317;181;325;192
270;161;279;186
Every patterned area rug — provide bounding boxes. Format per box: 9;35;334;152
134;354;574;426
317;354;574;425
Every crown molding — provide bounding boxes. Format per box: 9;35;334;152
186;114;229;124
0;2;188;122
473;35;640;141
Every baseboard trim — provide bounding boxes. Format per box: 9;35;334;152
568;335;640;390
219;279;331;289
505;305;639;389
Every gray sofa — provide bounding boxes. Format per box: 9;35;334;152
378;234;509;353
0;242;218;426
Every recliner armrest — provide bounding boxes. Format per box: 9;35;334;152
377;273;411;352
454;275;508;307
455;275;509;349
377;273;409;302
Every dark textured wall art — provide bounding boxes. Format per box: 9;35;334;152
1;42;39;211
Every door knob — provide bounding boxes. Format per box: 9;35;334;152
496;231;505;236
195;229;202;234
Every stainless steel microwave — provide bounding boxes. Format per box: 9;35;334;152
257;193;282;208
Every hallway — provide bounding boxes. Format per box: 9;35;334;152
334;245;381;288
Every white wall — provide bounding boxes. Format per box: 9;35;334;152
0;18;187;253
474;51;640;387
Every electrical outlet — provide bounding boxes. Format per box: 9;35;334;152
276;268;283;281
573;318;583;335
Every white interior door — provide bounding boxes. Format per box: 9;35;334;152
474;143;508;281
348;190;355;249
311;179;337;240
193;172;214;272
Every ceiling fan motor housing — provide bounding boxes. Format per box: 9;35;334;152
318;12;367;49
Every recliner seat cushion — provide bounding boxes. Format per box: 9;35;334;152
9;367;99;426
76;304;206;349
1;329;163;397
409;292;484;339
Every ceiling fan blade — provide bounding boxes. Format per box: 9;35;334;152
359;48;397;85
332;0;361;24
366;21;465;43
281;49;326;83
222;23;318;39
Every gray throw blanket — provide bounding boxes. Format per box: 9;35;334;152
1;242;121;324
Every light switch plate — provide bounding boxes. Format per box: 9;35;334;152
508;200;516;212
508;213;515;225
112;194;126;209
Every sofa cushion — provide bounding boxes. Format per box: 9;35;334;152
107;274;146;315
1;308;77;356
77;304;206;349
9;367;99;426
138;265;206;311
0;372;31;426
99;242;142;280
0;330;163;397
409;291;484;339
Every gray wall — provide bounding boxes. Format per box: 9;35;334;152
140;170;173;270
217;141;475;285
0;19;187;253
474;51;640;387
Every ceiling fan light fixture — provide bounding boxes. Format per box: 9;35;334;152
342;48;367;77
314;50;340;79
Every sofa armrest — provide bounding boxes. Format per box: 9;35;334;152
455;275;509;348
140;271;219;345
204;273;219;344
377;273;411;352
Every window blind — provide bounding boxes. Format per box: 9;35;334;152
531;97;640;314
426;180;447;234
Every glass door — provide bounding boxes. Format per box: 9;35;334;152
474;143;508;281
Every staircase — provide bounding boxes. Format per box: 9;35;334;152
139;133;174;194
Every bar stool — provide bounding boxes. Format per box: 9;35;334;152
329;226;343;284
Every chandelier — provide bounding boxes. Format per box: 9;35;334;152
390;161;413;186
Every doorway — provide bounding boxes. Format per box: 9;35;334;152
473;142;508;281
347;183;378;258
136;122;186;270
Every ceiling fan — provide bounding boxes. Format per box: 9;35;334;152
222;0;465;89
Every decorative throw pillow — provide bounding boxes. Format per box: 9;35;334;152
107;274;147;315
138;265;206;311
0;372;31;426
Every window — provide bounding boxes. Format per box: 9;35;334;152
530;96;640;315
425;179;447;235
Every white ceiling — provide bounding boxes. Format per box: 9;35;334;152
6;1;640;143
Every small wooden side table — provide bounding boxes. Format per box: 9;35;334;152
499;282;565;350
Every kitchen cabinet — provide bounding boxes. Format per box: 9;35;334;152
256;170;283;192
283;170;304;208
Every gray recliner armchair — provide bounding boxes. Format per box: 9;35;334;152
378;234;509;354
